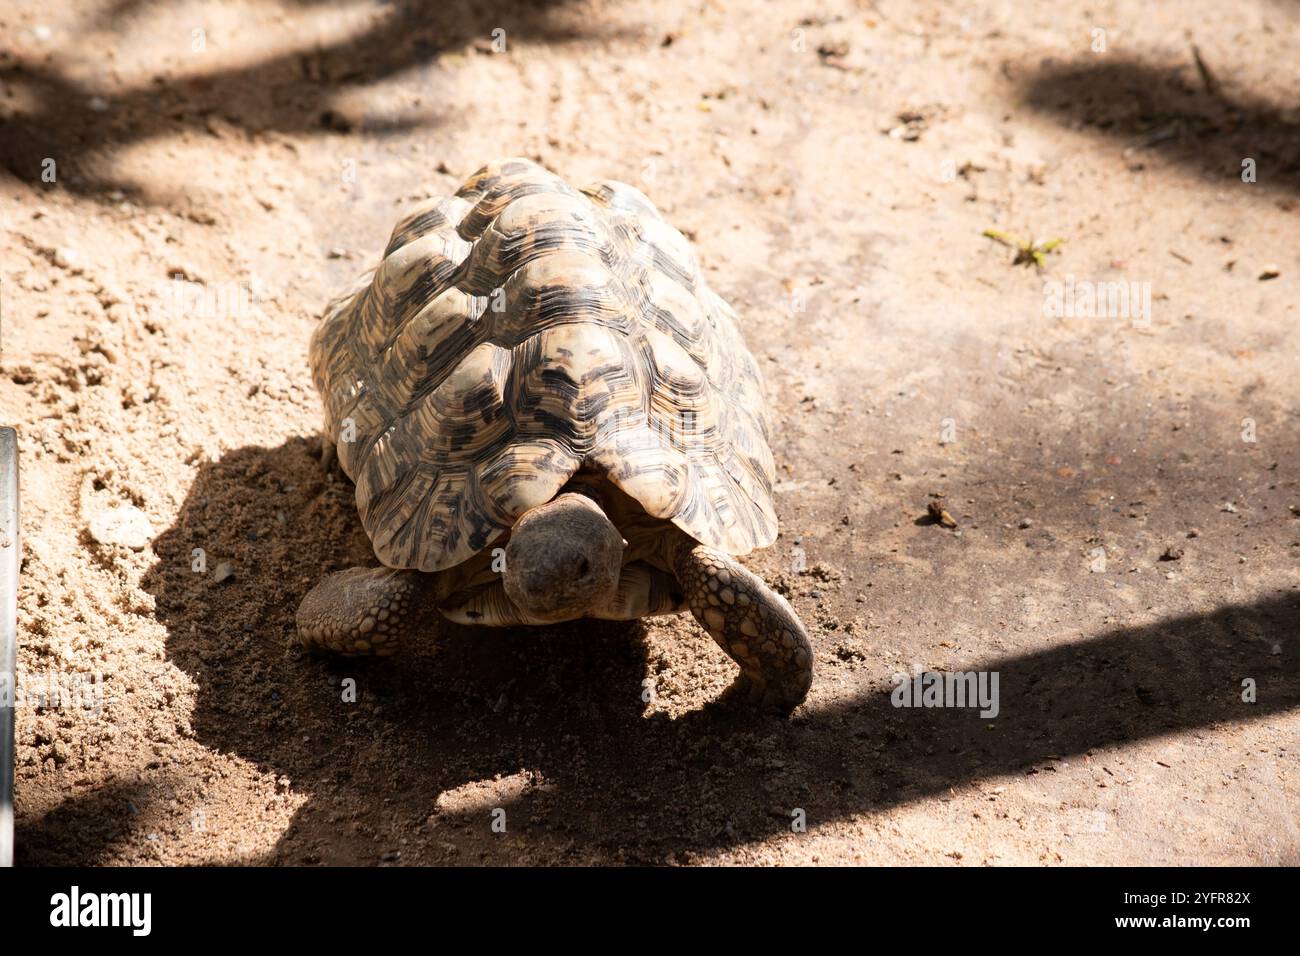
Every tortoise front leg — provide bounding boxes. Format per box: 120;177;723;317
295;566;432;656
671;541;813;714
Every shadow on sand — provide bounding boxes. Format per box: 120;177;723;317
0;0;601;201
1016;57;1300;194
48;435;1287;864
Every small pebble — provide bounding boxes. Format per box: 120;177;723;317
54;247;81;272
213;562;235;583
87;504;154;551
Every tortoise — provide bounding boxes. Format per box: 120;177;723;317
296;158;813;712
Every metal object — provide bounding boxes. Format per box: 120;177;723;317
0;428;18;867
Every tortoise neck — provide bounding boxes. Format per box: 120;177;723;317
559;474;608;509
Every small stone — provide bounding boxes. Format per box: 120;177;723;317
87;504;154;550
213;562;235;583
1159;545;1184;561
926;499;958;528
1018;518;1033;529
54;247;81;272
1258;266;1280;281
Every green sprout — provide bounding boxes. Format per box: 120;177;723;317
982;228;1063;268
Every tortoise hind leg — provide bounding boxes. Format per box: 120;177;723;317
296;566;431;656
671;542;813;714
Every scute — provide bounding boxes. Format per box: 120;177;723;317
311;157;778;571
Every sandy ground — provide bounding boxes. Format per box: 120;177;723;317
1;0;1297;865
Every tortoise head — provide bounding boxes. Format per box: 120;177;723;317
502;491;626;623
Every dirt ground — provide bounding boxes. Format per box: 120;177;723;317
2;0;1297;866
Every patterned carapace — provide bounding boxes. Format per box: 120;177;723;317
311;158;777;572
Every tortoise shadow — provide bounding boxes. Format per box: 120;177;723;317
144;437;675;863
140;437;1300;864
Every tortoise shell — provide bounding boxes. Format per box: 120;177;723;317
311;158;778;572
